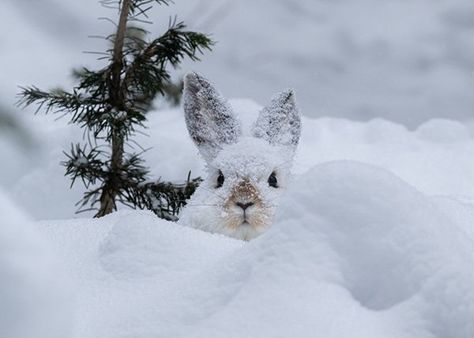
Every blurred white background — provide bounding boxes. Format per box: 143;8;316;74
2;0;474;127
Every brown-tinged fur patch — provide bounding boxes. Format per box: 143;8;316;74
223;179;269;230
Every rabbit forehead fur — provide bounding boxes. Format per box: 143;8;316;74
211;137;292;181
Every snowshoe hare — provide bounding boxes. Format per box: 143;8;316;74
179;73;301;240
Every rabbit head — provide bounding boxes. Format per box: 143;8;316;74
179;72;301;241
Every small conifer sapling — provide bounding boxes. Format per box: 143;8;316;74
19;0;212;218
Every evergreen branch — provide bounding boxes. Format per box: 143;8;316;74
63;144;107;188
137;175;202;221
154;21;214;65
76;67;110;99
122;21;213;101
77;187;103;212
19;86;115;139
99;0;120;10
18;86;104;116
129;0;172;16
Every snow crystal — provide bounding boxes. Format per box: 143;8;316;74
74;156;88;166
113;110;127;121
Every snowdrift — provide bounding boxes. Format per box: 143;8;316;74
12;161;472;338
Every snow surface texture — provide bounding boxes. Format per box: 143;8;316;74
2;100;474;337
180;73;301;240
7;161;471;338
3;0;474;126
1;93;474;336
2;98;474;337
0;190;71;338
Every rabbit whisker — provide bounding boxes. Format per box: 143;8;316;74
185;204;219;207
263;196;280;207
195;186;227;202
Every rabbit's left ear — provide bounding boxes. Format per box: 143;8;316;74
183;72;241;162
253;89;301;149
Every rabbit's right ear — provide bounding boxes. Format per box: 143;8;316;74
183;72;241;162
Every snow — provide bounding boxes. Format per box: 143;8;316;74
37;211;244;338
2;100;474;337
0;190;72;338
5;160;473;337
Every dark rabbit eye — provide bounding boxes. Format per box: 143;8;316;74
268;172;278;188
216;170;225;188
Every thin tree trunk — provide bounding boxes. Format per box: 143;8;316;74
96;0;131;217
110;0;131;103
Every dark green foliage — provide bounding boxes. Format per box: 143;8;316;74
18;0;212;218
139;175;203;221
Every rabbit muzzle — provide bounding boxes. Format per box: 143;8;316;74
223;178;269;229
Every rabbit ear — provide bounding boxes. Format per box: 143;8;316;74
253;89;301;148
183;72;241;162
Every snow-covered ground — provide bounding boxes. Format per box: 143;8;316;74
2;99;474;337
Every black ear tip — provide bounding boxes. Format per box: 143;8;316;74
283;89;295;100
271;88;296;106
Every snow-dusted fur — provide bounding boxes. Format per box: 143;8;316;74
179;73;301;240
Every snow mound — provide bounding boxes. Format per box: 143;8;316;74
178;161;474;338
36;161;474;338
0;190;71;338
99;211;243;279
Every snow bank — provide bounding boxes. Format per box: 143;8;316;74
0;190;71;338
8;103;474;220
295;116;474;198
35;161;474;338
38;211;243;338
174;161;474;338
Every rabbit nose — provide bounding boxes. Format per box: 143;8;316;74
236;202;254;211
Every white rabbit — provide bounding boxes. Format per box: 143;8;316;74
178;73;301;241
